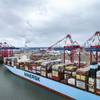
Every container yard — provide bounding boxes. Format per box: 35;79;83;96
0;31;99;100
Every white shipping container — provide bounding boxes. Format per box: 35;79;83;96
32;70;36;73
36;66;41;70
12;62;14;66
88;77;95;92
88;86;94;92
25;66;28;70
64;74;67;79
96;71;100;77
7;61;10;65
76;80;85;89
72;72;76;77
36;71;41;74
89;78;95;84
47;73;52;78
41;67;46;71
68;78;75;85
52;71;58;77
90;64;98;69
96;79;100;89
32;67;36;70
41;71;46;76
4;58;6;64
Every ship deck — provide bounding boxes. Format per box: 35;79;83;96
5;65;100;100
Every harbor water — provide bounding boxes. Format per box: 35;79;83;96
0;65;66;100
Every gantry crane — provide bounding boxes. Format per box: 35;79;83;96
84;31;100;64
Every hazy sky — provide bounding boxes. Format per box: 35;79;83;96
0;0;100;47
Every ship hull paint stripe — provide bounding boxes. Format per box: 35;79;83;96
7;68;74;100
4;65;100;100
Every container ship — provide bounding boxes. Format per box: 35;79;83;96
2;32;100;100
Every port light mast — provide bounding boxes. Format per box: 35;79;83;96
63;34;82;67
48;34;83;67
